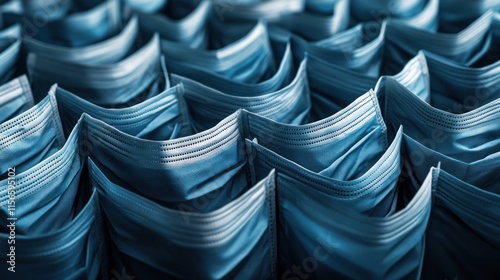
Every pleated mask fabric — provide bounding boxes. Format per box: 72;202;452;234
0;75;34;124
91;157;277;279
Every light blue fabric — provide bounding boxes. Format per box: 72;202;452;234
21;0;121;47
243;89;388;182
23;16;139;64
0;75;34;124
246;126;433;279
172;56;310;132
0;93;65;178
124;0;168;13
81;110;248;212
91;158;277;279
384;11;496;74
0;187;105;279
439;0;500;32
137;0;210;49
52;84;192;140
161;22;275;83
167;40;293;96
28;33;167;106
0;38;21;84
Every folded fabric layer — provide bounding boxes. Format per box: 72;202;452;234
168;39;293;96
307;51;430;120
82;110;248;212
24;16;139;64
138;0;210;49
0;92;64;178
92;158;277;279
172;56;309;132
381;77;500;162
291;21;386;77
0;38;21;84
247;127;433;279
53;84;192;140
124;0;168;13
161;22;275;83
351;0;438;31
0;116;84;235
19;0;121;47
0;188;105;279
384;11;496;74
243;89;388;182
439;0;500;32
0;75;34;124
28;33;167;106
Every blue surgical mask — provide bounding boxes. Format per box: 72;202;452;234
23;16;139;64
172;56;310;132
91;157;277;279
211;0;304;22
124;0;167;13
421;167;500;279
381;77;500;162
167;40;293;96
0;187;106;279
0;38;21;84
383;10;495;75
291;21;386;77
138;0;210;49
0;116;84;235
82;110;249;212
246;127;432;279
0;75;34;124
19;0;72;21
52;84;192;140
28;33;167;106
161;22;275;83
439;0;500;32
243;89;388;182
308;51;430;120
0;92;65;178
351;0;438;31
21;0;121;47
272;0;350;41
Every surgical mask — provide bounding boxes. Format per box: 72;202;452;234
82;110;248;212
20;0;72;21
21;0;121;47
421;168;500;279
91;157;277;279
292;21;386;77
172;57;310;132
0;116;84;235
0;75;34;124
52;84;192;140
439;0;500;32
351;0;438;31
138;0;210;49
469;12;500;67
23;16;139;64
243;89;388;182
383;11;494;75
124;0;167;13
0;92;65;178
272;0;350;41
381;77;500;162
246;127;432;279
168;40;293;96
211;0;304;22
422;50;500;113
0;188;106;279
0;38;21;84
161;22;275;83
308;51;429;120
28;33;166;106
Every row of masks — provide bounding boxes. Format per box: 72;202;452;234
0;46;498;278
0;0;497;95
